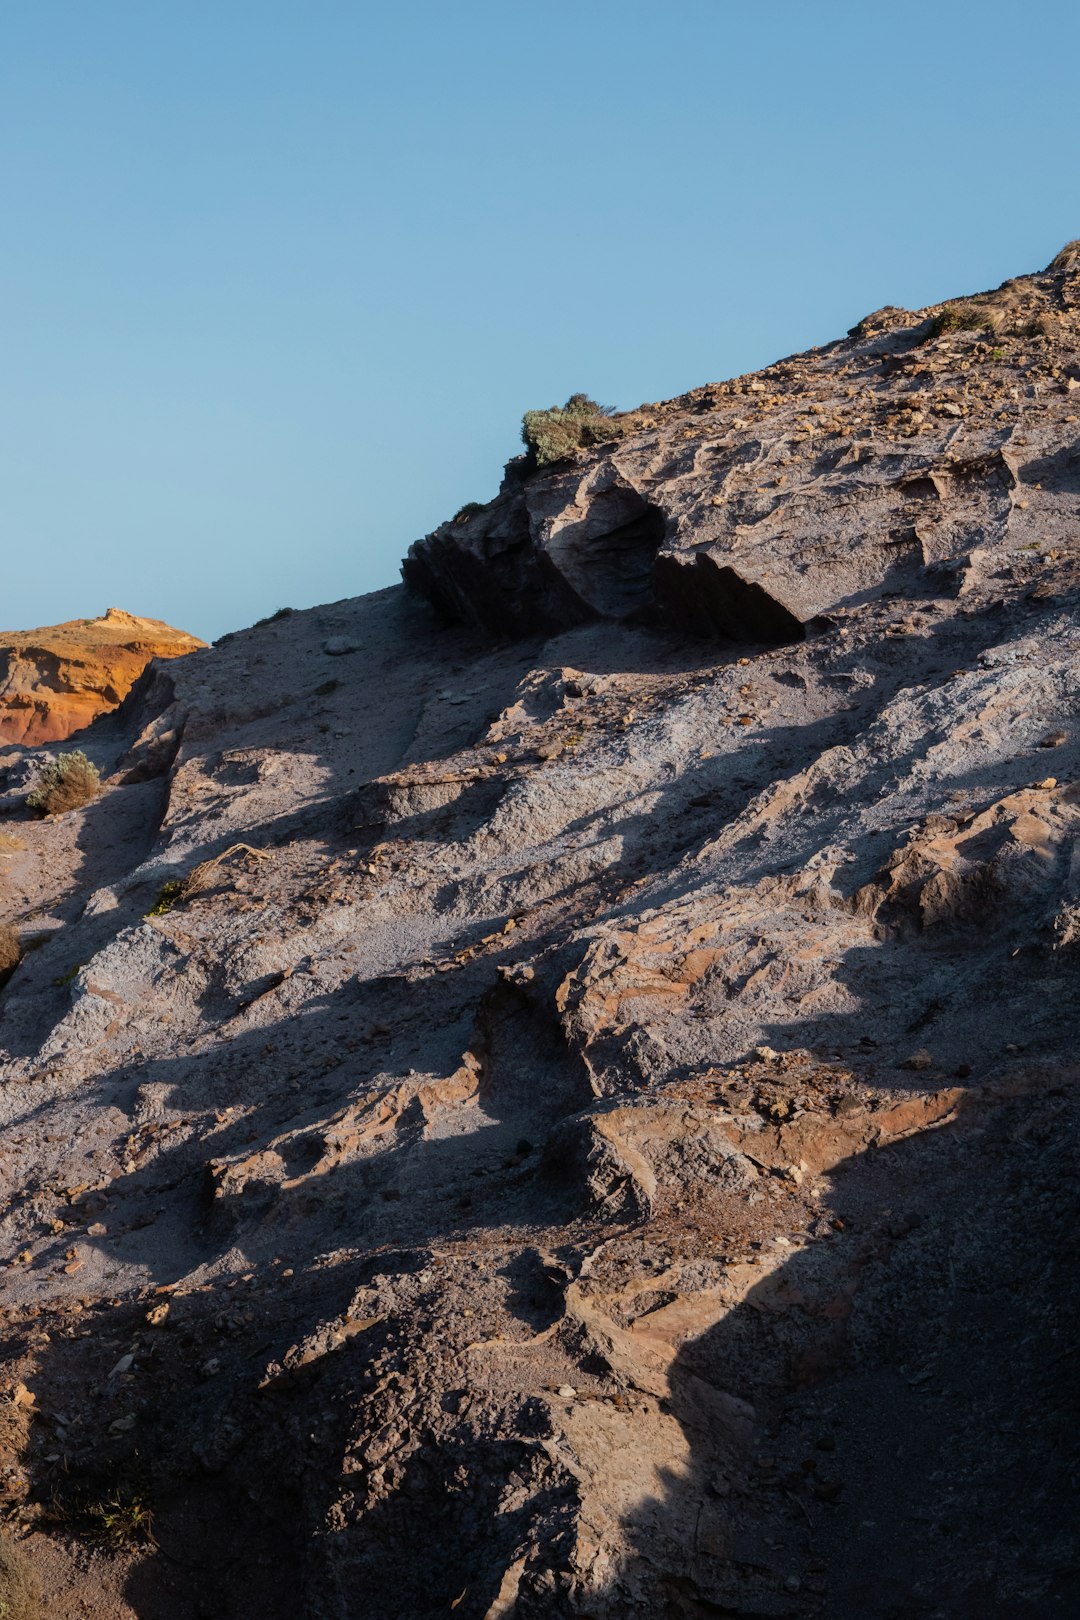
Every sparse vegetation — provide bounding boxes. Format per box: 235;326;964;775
924;300;1059;346
453;501;488;524
26;751;101;817
148;843;271;918
0;924;21;984
521;393;629;468
254;607;295;628
1024;310;1058;339
47;1476;154;1551
928;304;1001;340
0;1529;41;1620
83;1488;155;1549
1046;239;1080;274
147;879;185;917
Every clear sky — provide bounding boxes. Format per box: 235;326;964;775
3;1;1078;642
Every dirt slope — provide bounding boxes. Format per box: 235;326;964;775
0;609;204;747
0;247;1078;1618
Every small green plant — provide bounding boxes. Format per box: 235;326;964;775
0;924;22;984
48;1478;154;1551
253;606;295;628
0;1529;41;1620
147;843;270;918
52;962;84;988
521;393;627;468
84;1489;155;1549
987;347;1006;361
147;879;185;917
453;501;488;524
26;751;101;817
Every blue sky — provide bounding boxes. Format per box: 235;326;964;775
2;1;1078;642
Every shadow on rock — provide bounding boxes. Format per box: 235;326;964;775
589;1079;1080;1619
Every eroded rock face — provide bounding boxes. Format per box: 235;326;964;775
0;253;1079;1618
0;607;204;746
407;247;1080;645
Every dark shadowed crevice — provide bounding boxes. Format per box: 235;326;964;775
654;549;806;643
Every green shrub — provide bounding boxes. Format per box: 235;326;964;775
0;1529;41;1620
0;924;21;984
26;751;101;817
453;501;488;524
521;393;626;468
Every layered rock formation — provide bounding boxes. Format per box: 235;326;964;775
0;247;1077;1618
0;608;204;747
407;241;1080;643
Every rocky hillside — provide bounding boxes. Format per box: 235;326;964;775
0;609;204;748
0;246;1077;1619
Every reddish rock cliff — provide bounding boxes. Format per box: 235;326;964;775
0;607;204;746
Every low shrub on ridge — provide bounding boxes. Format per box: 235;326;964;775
26;751;101;817
521;393;627;468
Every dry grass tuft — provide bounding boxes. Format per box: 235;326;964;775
148;843;271;917
26;752;101;817
928;304;1003;339
0;924;22;983
0;835;26;855
0;1529;41;1620
1046;239;1080;274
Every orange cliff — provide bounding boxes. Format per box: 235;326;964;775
0;607;206;747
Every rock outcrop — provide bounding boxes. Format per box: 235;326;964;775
406;244;1080;643
0;249;1078;1618
0;608;204;747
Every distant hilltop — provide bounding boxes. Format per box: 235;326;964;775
0;607;205;747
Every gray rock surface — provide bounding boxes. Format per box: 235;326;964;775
0;247;1078;1617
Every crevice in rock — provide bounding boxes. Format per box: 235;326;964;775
654;548;806;643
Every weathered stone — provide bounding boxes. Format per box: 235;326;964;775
0;607;203;746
